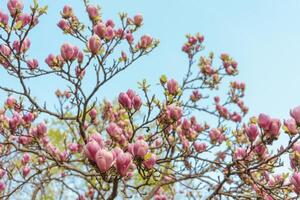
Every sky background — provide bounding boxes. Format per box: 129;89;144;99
1;0;300;119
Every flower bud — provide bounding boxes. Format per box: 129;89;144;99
167;79;178;95
7;0;24;17
284;118;298;135
88;35;101;55
245;124;259;142
133;14;143;26
118;92;132;109
61;5;73;18
89;108;97;119
22;166;30;177
291;106;300;124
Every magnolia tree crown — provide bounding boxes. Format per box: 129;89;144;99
0;0;300;199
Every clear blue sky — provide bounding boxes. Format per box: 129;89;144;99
1;0;300;120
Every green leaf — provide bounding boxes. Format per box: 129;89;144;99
33;0;38;8
160;74;167;84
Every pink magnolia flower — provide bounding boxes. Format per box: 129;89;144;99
0;10;9;25
258;113;271;130
194;142;207;153
125;32;134;44
95;149;114;173
112;147;123;159
57;19;70;31
36;122;47;137
13;38;31;53
167;79;178;95
132;139;149;158
284;118;298;134
104;26;114;40
18;136;31;145
27;59;39;70
5;96;16;108
209;128;225;144
86;5;99;21
68;143;79;153
7;0;24;17
16;13;31;28
106;122;122;138
115;152;132;176
132;95;142;110
93;22;106;38
88;35;101;55
61;5;73;18
234;147;246;160
89;108;97;119
22;166;30;177
118;92;132;109
143;153;157;169
105;19;115;28
60;43;78;61
21;153;30;165
245;124;259;142
0;44;11;57
59;151;68;161
0;181;5;192
77;51;84;63
84;140;101;161
138;35;153;49
293;142;300;153
291;106;300;124
190;90;202;102
268;118;281;139
230;112;242;122
89;133;105;148
133;14;143;26
291;172;300;194
166;104;182;121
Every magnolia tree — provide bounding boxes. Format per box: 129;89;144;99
1;0;300;199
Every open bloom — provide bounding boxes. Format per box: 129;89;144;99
60;43;79;61
95;149;114;173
